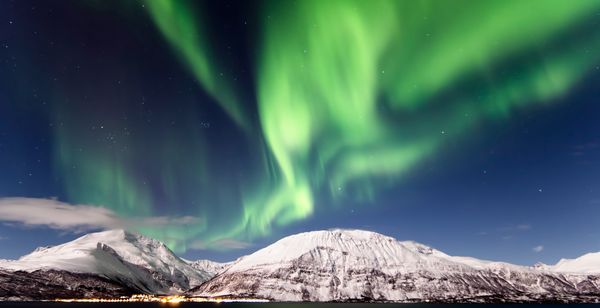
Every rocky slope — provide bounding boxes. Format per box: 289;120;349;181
189;229;600;302
0;230;212;294
0;269;136;301
2;228;600;302
187;259;232;277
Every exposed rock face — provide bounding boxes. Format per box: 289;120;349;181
189;230;600;302
0;269;135;300
2;229;600;302
187;259;232;277
0;230;212;294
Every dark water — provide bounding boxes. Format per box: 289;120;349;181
0;304;596;308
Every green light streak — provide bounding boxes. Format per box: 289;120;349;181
145;0;250;130
54;124;152;217
52;99;213;253
240;0;600;239
55;0;600;252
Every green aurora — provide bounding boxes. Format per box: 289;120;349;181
53;0;600;252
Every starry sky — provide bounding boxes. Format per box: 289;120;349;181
0;0;599;265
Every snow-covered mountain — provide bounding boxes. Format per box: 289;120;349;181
549;252;600;274
2;228;600;302
0;230;212;294
190;229;600;302
0;268;136;301
186;259;232;277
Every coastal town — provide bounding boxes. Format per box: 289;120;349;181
55;294;269;304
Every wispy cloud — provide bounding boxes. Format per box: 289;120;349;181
532;245;544;253
0;197;202;233
190;238;252;250
570;141;600;164
0;198;259;252
499;223;532;232
570;141;599;155
480;223;532;241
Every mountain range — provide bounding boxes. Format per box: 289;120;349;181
1;229;599;302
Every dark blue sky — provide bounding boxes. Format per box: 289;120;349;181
0;0;599;265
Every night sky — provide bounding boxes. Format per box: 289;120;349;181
0;0;599;265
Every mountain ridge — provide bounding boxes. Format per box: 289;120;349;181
0;229;212;294
1;228;600;302
190;229;600;302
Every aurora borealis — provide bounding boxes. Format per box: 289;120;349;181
1;0;600;263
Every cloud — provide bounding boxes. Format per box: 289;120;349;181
532;245;544;253
190;238;252;250
0;197;121;231
498;223;532;232
516;224;531;231
214;238;253;249
0;197;202;233
0;235;6;240
571;141;599;155
134;215;202;227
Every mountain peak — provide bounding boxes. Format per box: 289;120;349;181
3;229;600;302
2;229;212;294
282;228;396;242
79;229;142;242
192;229;600;302
550;251;600;273
222;229;460;275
